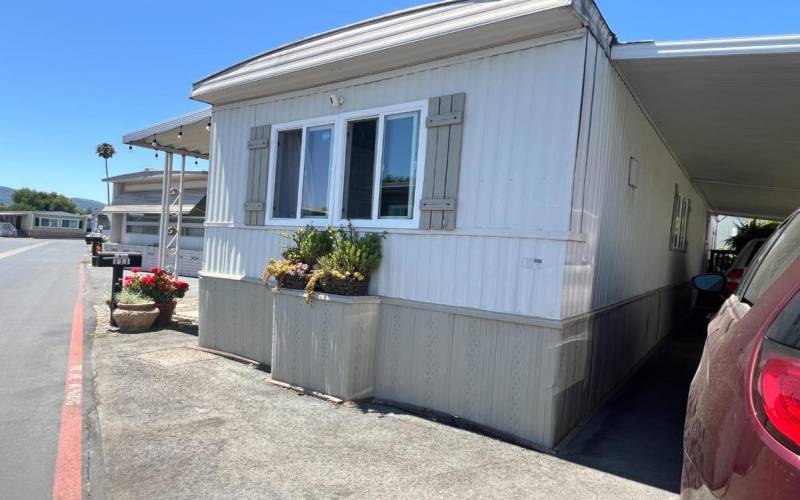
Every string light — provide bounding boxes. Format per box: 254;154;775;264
205;120;211;132
128;145;132;151
155;150;159;158
178;125;183;140
151;134;157;147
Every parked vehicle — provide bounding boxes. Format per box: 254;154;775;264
723;238;767;296
0;222;18;237
683;210;800;499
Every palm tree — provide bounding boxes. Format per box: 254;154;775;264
96;143;116;205
724;218;780;253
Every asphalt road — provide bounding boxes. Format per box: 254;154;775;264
0;238;88;499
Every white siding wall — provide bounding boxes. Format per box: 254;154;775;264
562;37;709;317
204;35;587;319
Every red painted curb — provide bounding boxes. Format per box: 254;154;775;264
53;264;85;500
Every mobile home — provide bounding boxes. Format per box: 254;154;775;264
0;211;89;238
102;169;208;277
133;0;800;448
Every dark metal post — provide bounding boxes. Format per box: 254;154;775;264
110;265;124;327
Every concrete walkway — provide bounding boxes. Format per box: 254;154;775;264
90;319;676;498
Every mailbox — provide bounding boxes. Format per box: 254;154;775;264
93;252;143;327
85;235;105;256
92;251;142;268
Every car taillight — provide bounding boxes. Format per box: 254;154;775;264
726;267;744;295
753;290;800;453
756;344;800;451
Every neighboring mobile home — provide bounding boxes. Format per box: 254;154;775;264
129;0;800;449
0;211;89;238
102;169;208;277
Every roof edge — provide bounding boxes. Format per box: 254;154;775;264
612;34;800;60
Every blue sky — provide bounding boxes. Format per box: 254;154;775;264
1;0;799;202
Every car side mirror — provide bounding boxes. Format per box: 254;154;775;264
692;273;726;294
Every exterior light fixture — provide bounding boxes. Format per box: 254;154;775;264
178;125;183;140
329;94;344;108
205;120;211;131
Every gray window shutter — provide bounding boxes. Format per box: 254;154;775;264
244;124;271;225
420;93;465;230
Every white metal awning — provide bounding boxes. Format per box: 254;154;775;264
613;35;800;219
123;108;211;159
102;189;206;214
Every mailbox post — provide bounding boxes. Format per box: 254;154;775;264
92;252;143;327
84;235;105;256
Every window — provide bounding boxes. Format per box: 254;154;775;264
271;125;334;219
670;190;690;251
741;214;800;304
378;112;420;218
61;219;79;229
267;101;426;228
125;213;204;238
36;217;59;228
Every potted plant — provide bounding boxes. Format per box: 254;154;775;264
262;225;333;290
123;267;190;327
111;289;159;333
306;224;384;299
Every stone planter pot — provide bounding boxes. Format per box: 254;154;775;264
272;288;380;401
112;303;159;333
154;301;177;327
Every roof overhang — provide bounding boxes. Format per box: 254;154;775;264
613;35;800;219
191;0;614;105
123;108;211;159
102;189;206;214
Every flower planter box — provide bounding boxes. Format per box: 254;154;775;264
271;288;380;401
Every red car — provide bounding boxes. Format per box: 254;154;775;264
683;210;800;500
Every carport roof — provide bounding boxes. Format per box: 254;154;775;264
613;35;800;219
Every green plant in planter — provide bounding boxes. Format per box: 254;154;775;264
262;225;334;287
305;224;385;298
115;289;152;305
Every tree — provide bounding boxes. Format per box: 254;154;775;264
724;219;780;253
8;188;79;213
96;143;116;205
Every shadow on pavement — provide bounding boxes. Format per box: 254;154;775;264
556;311;709;493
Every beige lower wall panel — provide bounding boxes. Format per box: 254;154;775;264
199;276;272;365
374;303;562;447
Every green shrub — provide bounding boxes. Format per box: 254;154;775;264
305;224;385;295
281;225;334;267
115;289;152;305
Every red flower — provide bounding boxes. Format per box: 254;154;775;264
149;266;164;275
131;267;141;273
174;281;189;292
140;274;156;286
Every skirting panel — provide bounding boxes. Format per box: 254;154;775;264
197;275;693;448
551;283;693;441
199;275;272;365
373;302;564;448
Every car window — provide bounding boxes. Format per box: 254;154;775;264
742;215;800;304
744;240;765;266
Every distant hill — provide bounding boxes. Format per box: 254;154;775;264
71;197;105;212
0;186;14;206
0;186;104;212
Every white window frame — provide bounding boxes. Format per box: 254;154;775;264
670;192;691;251
264;99;428;229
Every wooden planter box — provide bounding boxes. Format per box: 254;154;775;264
271;289;380;401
